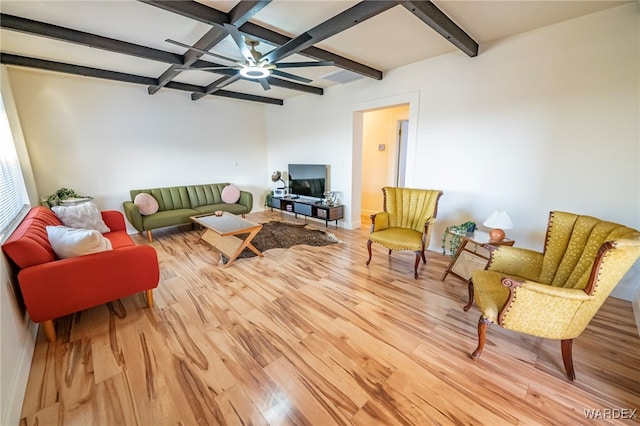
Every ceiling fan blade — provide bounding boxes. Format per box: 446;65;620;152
165;39;237;63
262;32;312;64
214;73;242;89
223;23;254;63
258;78;271;91
271;69;312;84
275;61;334;69
175;66;235;71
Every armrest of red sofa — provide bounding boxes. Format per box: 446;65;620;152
101;210;127;232
18;244;159;323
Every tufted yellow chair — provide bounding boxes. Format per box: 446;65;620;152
366;187;443;279
466;211;640;380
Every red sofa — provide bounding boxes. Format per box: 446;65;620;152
2;206;160;341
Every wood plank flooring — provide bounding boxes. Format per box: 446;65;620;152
20;211;640;425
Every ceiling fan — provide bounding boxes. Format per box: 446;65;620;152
168;24;333;91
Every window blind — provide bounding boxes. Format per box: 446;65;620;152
0;92;29;239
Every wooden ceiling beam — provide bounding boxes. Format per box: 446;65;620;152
0;13;183;65
263;1;397;63
0;53;283;105
238;22;382;80
140;0;384;80
147;1;271;95
401;1;478;57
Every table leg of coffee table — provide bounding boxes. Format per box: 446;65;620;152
222;227;263;267
199;226;263;267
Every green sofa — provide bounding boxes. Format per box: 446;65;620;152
123;183;253;242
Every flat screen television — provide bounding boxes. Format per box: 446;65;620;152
288;164;327;199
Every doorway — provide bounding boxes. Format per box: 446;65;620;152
360;104;410;225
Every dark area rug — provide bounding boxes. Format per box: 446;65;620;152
236;221;339;259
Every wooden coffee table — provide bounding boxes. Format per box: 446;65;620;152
191;213;263;267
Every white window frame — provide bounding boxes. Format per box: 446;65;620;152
0;91;30;242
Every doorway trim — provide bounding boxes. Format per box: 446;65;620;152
350;91;420;229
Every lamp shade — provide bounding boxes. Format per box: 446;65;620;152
483;210;513;230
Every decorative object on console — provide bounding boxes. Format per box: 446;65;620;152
44;187;89;207
483;210;513;242
272;171;288;197
271;171;286;188
52;201;110;233
323;191;338;206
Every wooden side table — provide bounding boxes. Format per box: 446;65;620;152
441;230;514;282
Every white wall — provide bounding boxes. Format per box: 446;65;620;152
1;67;40;426
265;4;639;298
6;69;270;220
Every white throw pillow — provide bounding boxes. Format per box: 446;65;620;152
52;201;110;233
221;184;241;204
134;192;159;215
46;226;113;259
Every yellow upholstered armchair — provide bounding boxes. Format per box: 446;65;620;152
466;211;640;380
366;187;443;279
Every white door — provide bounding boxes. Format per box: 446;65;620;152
396;120;408;187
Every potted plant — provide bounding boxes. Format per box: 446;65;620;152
441;221;476;256
264;190;274;208
44;188;87;208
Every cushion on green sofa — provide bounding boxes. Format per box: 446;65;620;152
187;184;226;208
130;187;191;212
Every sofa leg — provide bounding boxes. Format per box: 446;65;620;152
472;316;491;359
561;339;576;381
147;230;153;243
146;289;154;308
42;320;56;342
464;279;475;312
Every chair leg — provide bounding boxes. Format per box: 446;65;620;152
147;230;153;243
561;339;576;381
413;251;421;279
42;320;56;342
471;316;491;359
146;289;154;308
366;240;373;266
463;279;475;312
388;249;392;255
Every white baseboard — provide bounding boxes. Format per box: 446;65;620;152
3;319;37;426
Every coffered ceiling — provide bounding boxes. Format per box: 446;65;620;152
0;1;628;105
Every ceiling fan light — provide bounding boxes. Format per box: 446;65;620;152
239;66;271;79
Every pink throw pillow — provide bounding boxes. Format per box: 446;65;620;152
221;185;240;204
134;193;159;215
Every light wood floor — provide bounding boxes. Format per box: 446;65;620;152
20;210;640;425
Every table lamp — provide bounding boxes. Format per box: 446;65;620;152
271;171;285;188
483;210;513;242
